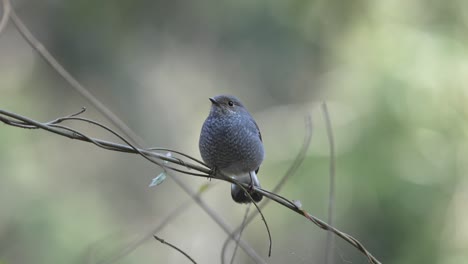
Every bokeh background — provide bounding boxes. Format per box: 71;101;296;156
1;1;467;263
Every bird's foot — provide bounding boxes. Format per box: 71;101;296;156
208;167;219;181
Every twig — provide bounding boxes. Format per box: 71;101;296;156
153;235;197;264
270;115;313;194
0;0;10;36
322;102;336;264
2;2;381;263
97;184;216;264
229;178;272;257
6;7;265;262
100;203;193;264
62;115;274;258
221;114;312;261
0;108;266;263
0;109;381;264
228;205;251;264
167;171;268;264
8;3;143;145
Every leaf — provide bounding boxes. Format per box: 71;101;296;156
149;172;167;187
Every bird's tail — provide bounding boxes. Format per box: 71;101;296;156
231;171;263;203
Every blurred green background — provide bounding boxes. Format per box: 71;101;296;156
1;1;467;263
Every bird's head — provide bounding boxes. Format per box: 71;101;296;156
208;95;247;117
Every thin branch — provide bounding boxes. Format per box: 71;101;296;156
0;108;266;262
167;171;268;264
0;109;381;264
147;147;208;167
228;205;251;264
270;114;313;194
8;4;143;145
58;116;270;258
96;184;216;264
229;178;272;257
0;0;10;37
221;114;312;261
3;3;380;263
322;102;336;264
0;109;210;174
6;8;265;262
53;116;207;176
153;235;197;264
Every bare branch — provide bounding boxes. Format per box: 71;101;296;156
96;184;216;264
153;235;197;264
0;109;210;175
8;4;143;145
1;2;382;262
229;178;272;257
0;109;380;263
226;205;251;264
221;114;312;261
6;8;266;262
167;172;268;264
0;108;268;262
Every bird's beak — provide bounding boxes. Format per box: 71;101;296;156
209;97;219;106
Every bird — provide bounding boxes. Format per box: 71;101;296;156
199;95;265;203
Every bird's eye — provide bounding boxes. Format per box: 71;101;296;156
228;101;234;106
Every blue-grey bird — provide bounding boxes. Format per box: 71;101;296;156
199;95;264;203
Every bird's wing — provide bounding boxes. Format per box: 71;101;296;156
253;119;262;142
251;118;262;174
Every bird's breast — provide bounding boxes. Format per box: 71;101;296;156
199;115;264;175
